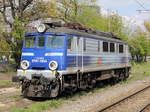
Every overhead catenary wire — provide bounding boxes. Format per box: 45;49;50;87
134;0;150;13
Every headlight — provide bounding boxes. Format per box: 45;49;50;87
37;23;46;33
49;61;58;70
21;60;30;70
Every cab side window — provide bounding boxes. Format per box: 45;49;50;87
67;37;73;51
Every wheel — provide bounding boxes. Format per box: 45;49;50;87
119;73;125;81
50;80;60;98
125;69;130;79
110;77;117;85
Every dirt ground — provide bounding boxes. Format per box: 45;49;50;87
0;72;34;112
0;72;16;81
0;87;34;112
0;72;29;112
103;87;150;112
0;72;150;112
49;77;150;112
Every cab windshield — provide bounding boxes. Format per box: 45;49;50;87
24;35;64;49
47;36;64;49
24;36;45;48
24;36;36;48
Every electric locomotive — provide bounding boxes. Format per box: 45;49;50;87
12;22;131;98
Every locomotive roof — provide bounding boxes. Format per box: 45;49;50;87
26;26;126;44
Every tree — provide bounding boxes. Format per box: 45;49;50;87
144;20;150;33
129;31;150;62
0;0;48;67
75;6;107;31
0;33;11;61
107;13;124;36
11;18;25;67
0;0;34;27
45;0;97;22
0;23;11;61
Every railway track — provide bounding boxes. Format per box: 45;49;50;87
0;85;15;89
139;103;150;112
98;85;150;112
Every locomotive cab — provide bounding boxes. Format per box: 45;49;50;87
16;33;67;98
20;34;66;77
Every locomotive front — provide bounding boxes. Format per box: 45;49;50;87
13;24;66;98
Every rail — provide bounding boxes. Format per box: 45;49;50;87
139;103;150;112
99;85;150;112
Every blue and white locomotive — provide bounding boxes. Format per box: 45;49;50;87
13;22;131;98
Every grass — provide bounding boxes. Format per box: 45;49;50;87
11;99;65;112
128;61;150;82
9;94;22;99
0;80;13;86
10;61;150;112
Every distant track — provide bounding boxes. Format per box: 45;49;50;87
139;103;150;112
0;85;14;89
98;85;150;112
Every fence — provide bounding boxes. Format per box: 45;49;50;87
0;51;16;72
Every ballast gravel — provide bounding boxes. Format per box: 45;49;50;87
49;76;150;112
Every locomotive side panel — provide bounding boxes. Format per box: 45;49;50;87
66;35;130;74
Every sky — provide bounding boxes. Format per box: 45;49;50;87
97;0;150;29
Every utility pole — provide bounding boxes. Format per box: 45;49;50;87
107;9;113;32
135;0;150;14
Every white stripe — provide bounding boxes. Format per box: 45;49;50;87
45;53;63;56
67;53;127;57
22;53;34;56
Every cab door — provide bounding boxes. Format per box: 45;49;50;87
77;37;84;72
67;36;84;72
74;36;83;72
74;36;80;70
